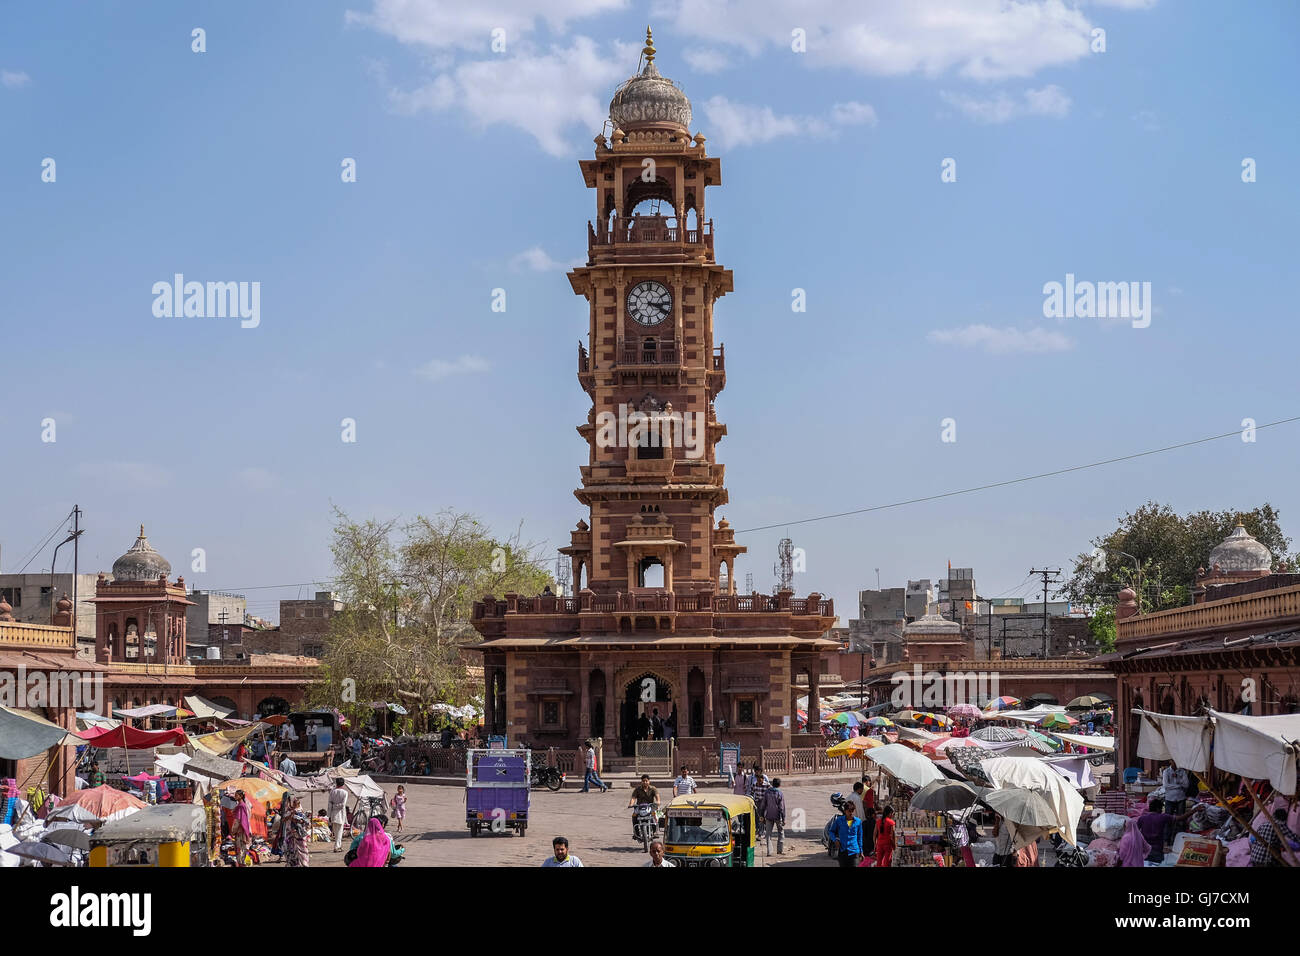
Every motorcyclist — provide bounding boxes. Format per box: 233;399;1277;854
628;774;661;838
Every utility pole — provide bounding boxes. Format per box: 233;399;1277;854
1030;568;1062;658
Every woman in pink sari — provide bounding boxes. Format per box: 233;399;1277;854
1117;816;1151;867
349;817;392;867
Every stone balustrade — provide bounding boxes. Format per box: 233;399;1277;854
1117;583;1300;643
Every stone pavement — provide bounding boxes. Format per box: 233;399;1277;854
275;779;856;867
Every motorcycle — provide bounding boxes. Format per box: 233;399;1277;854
820;792;847;857
632;803;662;852
529;763;566;792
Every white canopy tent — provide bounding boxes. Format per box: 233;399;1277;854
1136;709;1300;795
979;755;1086;847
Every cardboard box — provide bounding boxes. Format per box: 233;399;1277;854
1174;837;1223;867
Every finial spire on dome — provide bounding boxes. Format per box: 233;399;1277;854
643;26;656;65
139;523;146;538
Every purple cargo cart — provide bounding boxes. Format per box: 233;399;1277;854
465;749;531;837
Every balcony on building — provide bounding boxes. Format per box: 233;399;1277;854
587;216;714;264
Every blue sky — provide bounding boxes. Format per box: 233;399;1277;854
1;0;1297;623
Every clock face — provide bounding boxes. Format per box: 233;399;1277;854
627;280;672;326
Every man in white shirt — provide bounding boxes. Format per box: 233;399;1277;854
328;778;350;851
673;766;697;796
643;839;675;867
846;781;867;820
279;754;298;777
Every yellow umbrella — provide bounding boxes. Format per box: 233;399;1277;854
217;776;287;805
827;736;885;757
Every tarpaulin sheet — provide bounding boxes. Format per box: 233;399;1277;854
190;724;261;755
1211;710;1300;796
1134;710;1213;772
79;724;187;750
183;695;233;719
182;750;247;781
1054;732;1114;752
113;704;178;719
0;706;81;759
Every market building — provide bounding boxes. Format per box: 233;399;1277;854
90;527;319;720
471;32;839;760
1100;523;1300;772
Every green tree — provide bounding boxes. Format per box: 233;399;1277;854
1063;501;1291;617
308;507;552;731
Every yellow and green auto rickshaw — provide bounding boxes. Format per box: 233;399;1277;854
89;804;210;867
663;793;757;867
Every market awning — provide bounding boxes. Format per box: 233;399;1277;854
79;724;188;750
183;694;234;719
0;706;82;759
1053;732;1114;752
190;724;263;755
113;704;178;719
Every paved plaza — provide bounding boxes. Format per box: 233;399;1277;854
291;780;855;868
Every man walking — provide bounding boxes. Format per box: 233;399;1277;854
673;765;697;796
643;839;675;867
763;777;786;855
748;763;771;840
828;800;864;867
328;777;350;851
580;742;609;793
541;835;584;866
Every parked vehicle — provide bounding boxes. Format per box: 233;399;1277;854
89;805;210;867
465;748;530;837
529;762;565;792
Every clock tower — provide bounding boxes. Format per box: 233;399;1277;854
564;28;739;598
473;31;840;758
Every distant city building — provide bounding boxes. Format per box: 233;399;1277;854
904;579;931;620
0;572;101;659
847;587;906;664
185;589;248;658
246;591;344;658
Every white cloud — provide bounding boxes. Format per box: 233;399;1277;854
655;0;1113;82
346;0;627;51
382;37;628;156
927;324;1075;354
415;355;491;382
1;70;31;89
940;84;1071;123
511;245;580;271
701;96;876;148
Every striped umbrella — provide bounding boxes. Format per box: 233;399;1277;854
983;696;1021;712
972;725;1026;743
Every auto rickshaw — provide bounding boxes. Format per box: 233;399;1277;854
465;748;530;836
663;793;756;867
89;804;210;867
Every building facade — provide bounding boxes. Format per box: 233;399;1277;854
472;33;838;757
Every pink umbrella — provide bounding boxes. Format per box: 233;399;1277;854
946;703;983;719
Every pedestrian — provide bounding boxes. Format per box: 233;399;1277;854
328;778;350;851
828;799;864;867
949;810;976;867
874;805;896;866
542;835;583;866
991;816;1015;867
673;765;697;796
281;796;310;868
643;838;675;867
650;708;664;741
763;777;786;855
732;763;748;796
1135;798;1178;864
230;789;252;867
392;785;407;833
628;774;660;811
580;742;609;793
636;711;651;741
279;753;298;777
1251;807;1300;867
1160;762;1190;817
349;817;394;867
861;776;877;846
846;781;867;821
748;763;770;840
1117;817;1150;868
89;760;105;788
351;734;364;767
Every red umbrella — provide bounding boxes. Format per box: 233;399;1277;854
63;786;148;820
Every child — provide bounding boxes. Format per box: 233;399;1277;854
392;785;407;832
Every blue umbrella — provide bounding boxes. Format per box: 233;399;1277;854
832;712;860;726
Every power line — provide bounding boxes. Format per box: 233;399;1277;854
734;415;1300;535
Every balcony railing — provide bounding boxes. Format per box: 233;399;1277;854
475;592;833;618
620;346;679;366
0;621;75;649
589;219;713;247
1117;582;1300;642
